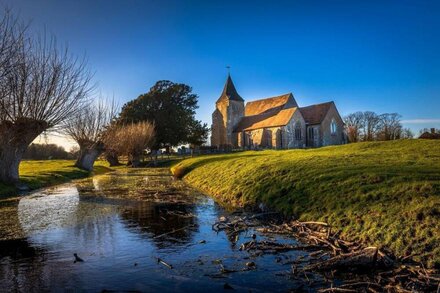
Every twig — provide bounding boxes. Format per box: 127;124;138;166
157;257;173;269
153;224;195;239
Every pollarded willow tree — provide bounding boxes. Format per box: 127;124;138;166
0;10;93;184
64;100;116;171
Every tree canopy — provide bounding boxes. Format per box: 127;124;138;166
117;80;208;149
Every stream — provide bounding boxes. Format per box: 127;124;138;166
0;168;335;292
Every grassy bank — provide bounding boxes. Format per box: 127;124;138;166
0;160;112;197
172;140;440;268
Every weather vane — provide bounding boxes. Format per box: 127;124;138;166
226;65;231;75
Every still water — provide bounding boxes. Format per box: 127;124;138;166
0;168;325;292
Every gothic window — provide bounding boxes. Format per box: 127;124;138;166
295;122;302;140
308;127;315;140
331;119;337;135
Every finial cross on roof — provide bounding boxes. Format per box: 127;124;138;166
226;65;230;75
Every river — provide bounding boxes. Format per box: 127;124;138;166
0;168;334;292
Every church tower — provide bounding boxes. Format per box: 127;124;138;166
211;75;245;149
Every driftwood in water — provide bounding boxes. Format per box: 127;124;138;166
156;257;173;269
239;239;322;253
304;247;378;272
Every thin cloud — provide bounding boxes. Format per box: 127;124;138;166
401;119;440;124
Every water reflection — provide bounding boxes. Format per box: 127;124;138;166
0;168;315;292
121;202;199;249
18;186;80;234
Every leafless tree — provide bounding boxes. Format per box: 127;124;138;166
377;113;402;140
64;99;116;171
361;111;380;141
0;9;22;84
105;122;155;167
401;128;414;139
0;10;93;184
344;112;364;142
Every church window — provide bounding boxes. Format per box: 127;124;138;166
295;122;302;140
308;127;315;140
331;119;337;135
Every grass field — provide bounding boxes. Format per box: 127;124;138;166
172;140;440;268
0;160;112;197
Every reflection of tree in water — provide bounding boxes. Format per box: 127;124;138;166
87;168;202;249
0;197;25;240
0;239;48;291
120;201;199;249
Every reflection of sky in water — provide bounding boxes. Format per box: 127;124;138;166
18;185;80;234
1;169;319;292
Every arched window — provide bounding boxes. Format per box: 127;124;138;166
331;119;337;135
295;122;302;140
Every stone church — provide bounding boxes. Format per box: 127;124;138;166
211;75;346;149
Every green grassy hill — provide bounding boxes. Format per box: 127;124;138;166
172;140;440;268
0;160;111;196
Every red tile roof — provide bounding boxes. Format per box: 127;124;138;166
245;93;295;116
234;107;298;132
299;102;333;125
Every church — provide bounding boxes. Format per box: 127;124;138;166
211;75;346;149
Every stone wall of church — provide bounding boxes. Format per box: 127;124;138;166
306;125;320;147
211;109;225;147
211;99;244;148
281;110;306;149
227;100;245;147
239;110;306;150
320;104;346;146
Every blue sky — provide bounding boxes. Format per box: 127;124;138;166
4;0;440;148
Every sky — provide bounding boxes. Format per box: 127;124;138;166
3;0;440;149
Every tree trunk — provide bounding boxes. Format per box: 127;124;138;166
105;152;120;167
0;121;47;185
131;154;141;167
0;145;23;184
75;147;103;171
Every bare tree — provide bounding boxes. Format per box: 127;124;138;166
377;113;402;140
0;9;22;84
401;128;414;139
105;122;155;167
361;111;380;141
64;100;116;171
344;112;364;142
0;10;93;184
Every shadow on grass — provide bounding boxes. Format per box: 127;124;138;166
172;153;265;178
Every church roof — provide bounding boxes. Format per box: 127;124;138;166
299;102;333;125
234;107;298;132
245;93;295;116
216;75;244;103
